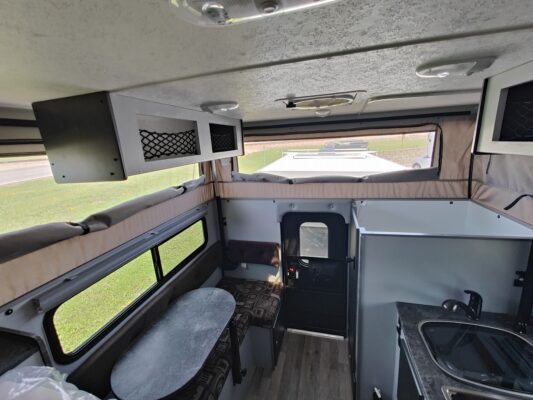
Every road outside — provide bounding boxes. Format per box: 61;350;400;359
0;159;52;186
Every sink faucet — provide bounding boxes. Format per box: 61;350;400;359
442;290;483;320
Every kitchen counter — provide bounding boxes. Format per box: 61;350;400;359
396;302;533;400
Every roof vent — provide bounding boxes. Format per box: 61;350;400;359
170;0;339;26
278;91;364;111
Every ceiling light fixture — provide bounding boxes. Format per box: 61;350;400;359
205;102;240;113
169;0;340;27
416;57;496;78
315;109;332;118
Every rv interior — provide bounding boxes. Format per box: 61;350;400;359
2;1;533;400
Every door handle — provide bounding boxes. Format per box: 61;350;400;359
298;258;311;268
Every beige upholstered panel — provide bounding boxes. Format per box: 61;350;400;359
218;117;475;199
0;184;214;306
244;124;440;143
473;184;533;226
219;180;468;199
437;118;476;180
471;153;533;227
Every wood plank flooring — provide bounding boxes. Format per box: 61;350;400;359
246;331;353;400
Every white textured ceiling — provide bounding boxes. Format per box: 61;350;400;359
2;0;533;121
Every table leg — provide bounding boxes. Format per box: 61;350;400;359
229;319;243;385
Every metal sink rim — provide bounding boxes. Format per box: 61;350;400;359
442;385;524;400
418;319;533;399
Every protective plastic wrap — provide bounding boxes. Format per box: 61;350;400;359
0;366;102;400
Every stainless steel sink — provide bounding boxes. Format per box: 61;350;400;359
442;386;519;400
419;321;533;399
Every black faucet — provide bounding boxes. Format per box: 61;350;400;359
514;244;533;334
442;290;483;320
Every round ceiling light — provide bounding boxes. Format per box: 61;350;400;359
416;57;496;78
206;102;240;113
315;109;332;118
259;0;280;13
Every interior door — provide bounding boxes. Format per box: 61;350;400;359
282;212;348;336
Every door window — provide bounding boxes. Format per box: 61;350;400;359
299;222;328;258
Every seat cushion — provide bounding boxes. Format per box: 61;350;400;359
173;312;250;400
217;278;283;328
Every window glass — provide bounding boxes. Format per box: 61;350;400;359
158;221;206;276
53;251;156;354
300;222;328;258
0;160;199;234
238;131;436;178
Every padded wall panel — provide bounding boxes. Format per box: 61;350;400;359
0;184;214;306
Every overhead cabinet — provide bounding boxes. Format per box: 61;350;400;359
32;92;243;183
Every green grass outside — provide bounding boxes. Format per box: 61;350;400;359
368;136;427;152
0;163;200;352
0;164;198;234
54;251;157;354
159;221;205;276
54;221;205;354
239;145;311;173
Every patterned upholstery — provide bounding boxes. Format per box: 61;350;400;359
174;279;283;400
217;278;284;327
173;312;250;400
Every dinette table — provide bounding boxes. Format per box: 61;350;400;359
110;287;237;400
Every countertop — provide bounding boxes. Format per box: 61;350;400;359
396;302;533;400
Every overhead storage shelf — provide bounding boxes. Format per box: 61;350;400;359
32;92;243;183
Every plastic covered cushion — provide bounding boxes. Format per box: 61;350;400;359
0;366;102;400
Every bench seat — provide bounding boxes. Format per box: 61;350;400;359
217;278;283;328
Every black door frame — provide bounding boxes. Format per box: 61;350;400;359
281;212;349;336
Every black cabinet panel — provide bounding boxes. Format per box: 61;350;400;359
397;339;424;400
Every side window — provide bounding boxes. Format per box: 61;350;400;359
158;221;206;276
52;251;157;355
48;218;207;359
299;222;328;258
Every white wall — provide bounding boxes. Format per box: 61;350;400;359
356;233;531;400
355;200;533;238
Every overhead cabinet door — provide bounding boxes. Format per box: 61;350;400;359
33;92;242;183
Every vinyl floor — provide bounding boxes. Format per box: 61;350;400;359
245;331;353;400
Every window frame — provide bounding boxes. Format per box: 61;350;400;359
237;128;441;179
156;219;208;280
43;218;208;363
